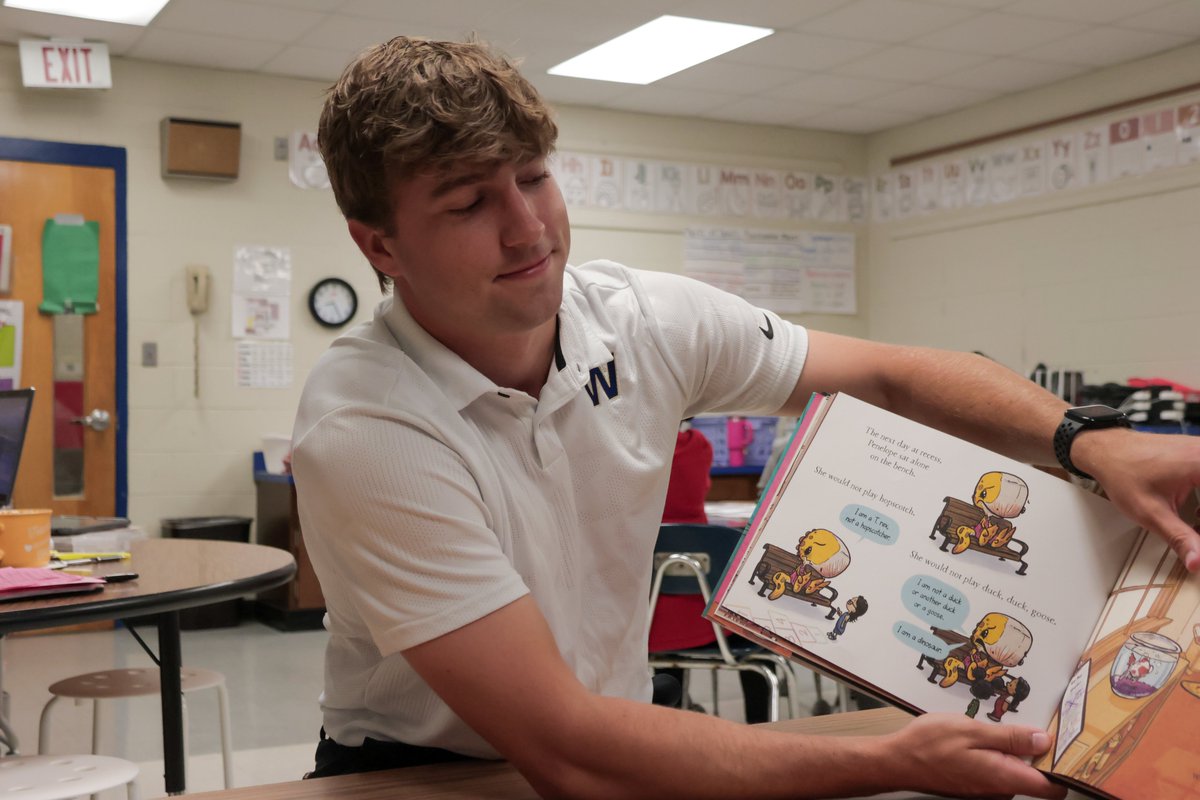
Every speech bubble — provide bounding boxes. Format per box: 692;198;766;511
901;574;969;629
839;504;899;546
893;620;953;661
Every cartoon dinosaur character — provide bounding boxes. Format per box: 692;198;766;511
952;471;1029;554
940;612;1032;689
767;528;850;600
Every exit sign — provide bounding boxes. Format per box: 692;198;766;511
19;39;112;89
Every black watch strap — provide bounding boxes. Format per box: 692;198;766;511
1053;416;1092;479
1053;408;1130;480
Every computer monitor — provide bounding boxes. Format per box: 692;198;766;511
0;387;34;508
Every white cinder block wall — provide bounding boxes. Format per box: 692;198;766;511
0;44;866;535
864;42;1200;386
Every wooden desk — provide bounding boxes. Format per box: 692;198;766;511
184;709;915;800
0;538;296;795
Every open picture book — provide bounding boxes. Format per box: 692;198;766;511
707;393;1200;800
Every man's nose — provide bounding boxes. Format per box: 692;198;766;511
501;186;545;247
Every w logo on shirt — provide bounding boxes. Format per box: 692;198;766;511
584;359;619;407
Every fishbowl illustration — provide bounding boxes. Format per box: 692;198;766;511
1109;631;1181;700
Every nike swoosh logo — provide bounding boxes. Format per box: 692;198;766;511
759;314;774;340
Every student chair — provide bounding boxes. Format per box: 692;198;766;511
37;666;233;790
648;523;793;722
0;754;139;799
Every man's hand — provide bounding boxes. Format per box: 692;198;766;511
880;713;1067;800
1076;427;1200;571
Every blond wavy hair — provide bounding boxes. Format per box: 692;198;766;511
318;36;559;292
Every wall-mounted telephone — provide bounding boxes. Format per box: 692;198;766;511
186;264;211;315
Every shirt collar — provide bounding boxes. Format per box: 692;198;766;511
378;267;613;413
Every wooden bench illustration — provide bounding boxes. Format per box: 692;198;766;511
748;542;839;615
930;496;1029;575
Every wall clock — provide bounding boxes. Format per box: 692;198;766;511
308;277;357;328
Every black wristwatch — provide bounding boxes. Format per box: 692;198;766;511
1053;405;1130;480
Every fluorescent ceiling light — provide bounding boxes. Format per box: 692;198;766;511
3;0;170;25
548;15;772;85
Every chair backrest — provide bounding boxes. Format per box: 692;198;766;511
651;523;740;599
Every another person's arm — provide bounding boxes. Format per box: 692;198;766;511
404;594;1065;800
788;331;1200;570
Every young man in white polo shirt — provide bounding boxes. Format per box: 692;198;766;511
292;35;1200;799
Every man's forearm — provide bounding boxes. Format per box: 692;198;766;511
875;347;1067;465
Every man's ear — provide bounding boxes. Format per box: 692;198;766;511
346;219;402;279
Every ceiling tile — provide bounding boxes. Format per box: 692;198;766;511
1018;26;1192;66
296;15;400;51
931;57;1088;92
1003;0;1175;24
909;0;1010;8
528;75;636;109
338;0;530;29
1117;0;1200;36
724;31;884;71
912;11;1090;55
244;0;350;11
867;82;995;114
0;7;146;52
129;28;284;71
766;73;908;105
154;0;326;43
800;0;982;43
700;95;828;127
799;104;920;132
598;85;736;117
259;44;350;81
482;0;664;46
656;60;806;94
834;45;990;82
668;0;855;30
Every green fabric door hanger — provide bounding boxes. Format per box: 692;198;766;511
39;215;100;315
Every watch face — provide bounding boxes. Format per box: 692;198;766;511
308;278;357;328
1066;405;1127;424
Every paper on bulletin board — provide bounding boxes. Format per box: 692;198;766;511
236;340;292;388
232;245;291;340
39;216;100;314
0;301;23;390
0;225;11;293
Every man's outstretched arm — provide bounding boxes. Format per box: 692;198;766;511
404;595;1064;800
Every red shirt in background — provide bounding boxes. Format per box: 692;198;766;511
649;428;716;651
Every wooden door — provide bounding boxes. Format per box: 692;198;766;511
0;138;124;516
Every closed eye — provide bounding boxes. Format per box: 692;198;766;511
448;196;483;215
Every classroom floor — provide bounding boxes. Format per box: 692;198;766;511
1;617;842;799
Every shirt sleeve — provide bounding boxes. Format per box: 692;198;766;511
628;267;808;418
292;405;529;658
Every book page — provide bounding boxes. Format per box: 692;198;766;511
713;394;1140;729
1037;522;1200;800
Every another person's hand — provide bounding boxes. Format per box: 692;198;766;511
881;713;1067;799
1076;429;1200;571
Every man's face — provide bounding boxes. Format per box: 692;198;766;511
362;156;570;347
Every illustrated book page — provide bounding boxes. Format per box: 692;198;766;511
1036;518;1200;800
710;393;1142;730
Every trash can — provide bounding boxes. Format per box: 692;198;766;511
161;516;253;630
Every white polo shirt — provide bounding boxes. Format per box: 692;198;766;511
291;260;807;757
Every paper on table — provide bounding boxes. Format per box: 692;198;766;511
0;566;104;601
